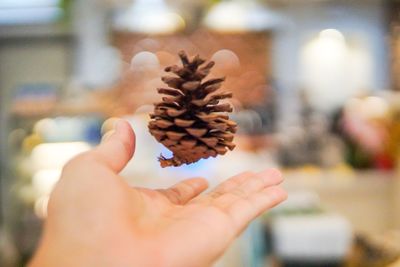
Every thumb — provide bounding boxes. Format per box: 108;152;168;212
93;119;136;173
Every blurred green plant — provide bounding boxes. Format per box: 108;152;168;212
59;0;73;23
207;0;222;8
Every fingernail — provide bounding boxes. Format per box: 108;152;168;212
101;130;115;143
113;119;122;130
266;187;286;203
101;117;120;134
259;168;283;184
268;168;283;179
259;168;282;177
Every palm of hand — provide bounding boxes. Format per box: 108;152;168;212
130;167;284;267
31;121;286;267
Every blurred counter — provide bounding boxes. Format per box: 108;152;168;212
282;169;399;234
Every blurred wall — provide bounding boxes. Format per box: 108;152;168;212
0;32;73;225
394;171;400;228
0;39;71;93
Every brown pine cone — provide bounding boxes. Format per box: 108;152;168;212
148;51;237;167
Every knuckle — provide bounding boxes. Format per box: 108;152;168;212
170;187;182;198
167;187;182;204
182;182;196;195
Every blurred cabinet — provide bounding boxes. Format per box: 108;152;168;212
0;25;74;266
390;0;400;91
283;170;399;234
394;169;400;228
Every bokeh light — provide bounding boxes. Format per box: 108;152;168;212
130;51;160;73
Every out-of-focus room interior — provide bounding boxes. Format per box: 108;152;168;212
0;0;400;266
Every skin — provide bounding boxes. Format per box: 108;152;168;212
29;120;287;267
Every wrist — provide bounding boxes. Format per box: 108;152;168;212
29;228;166;267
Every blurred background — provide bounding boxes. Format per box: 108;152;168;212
0;0;400;266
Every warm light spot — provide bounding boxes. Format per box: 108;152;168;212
211;49;241;74
319;29;345;42
203;1;280;32
33;169;61;196
34;195;49;219
31;142;91;170
130;52;160;72
114;0;185;34
363;96;389;119
34;118;56;135
204;2;246;32
300;28;372;111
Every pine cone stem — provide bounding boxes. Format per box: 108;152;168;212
158;155;183;168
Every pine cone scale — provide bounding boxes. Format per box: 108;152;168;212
166;108;187;117
174;118;195;127
186;128;208;138
157;88;183;96
182;81;201;91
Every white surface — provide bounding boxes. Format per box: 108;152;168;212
31;142;90;171
272;214;352;260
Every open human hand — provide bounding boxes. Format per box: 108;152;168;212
30;120;287;267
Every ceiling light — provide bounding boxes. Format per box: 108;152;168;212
203;0;282;32
113;0;185;34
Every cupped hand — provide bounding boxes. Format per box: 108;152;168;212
30;120;287;267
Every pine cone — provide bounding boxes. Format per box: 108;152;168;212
148;51;237;168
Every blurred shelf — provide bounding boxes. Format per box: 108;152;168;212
282;168;398;192
10;101;108;119
0;23;72;41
